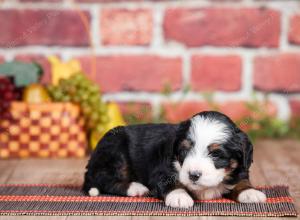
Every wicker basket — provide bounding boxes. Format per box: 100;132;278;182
0;102;87;158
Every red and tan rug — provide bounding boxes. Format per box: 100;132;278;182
0;184;297;217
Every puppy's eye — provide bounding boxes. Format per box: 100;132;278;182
213;158;230;169
209;149;230;168
209;149;224;158
208;144;227;159
208;146;230;168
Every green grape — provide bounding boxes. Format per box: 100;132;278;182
47;85;56;94
52;89;63;101
81;93;89;101
59;78;69;89
73;73;84;82
73;95;80;103
76;90;85;101
89;96;98;103
79;80;89;89
82;106;92;116
61;96;71;102
68;86;76;96
90;85;99;93
90;112;99;121
99;104;107;114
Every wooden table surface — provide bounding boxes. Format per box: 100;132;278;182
0;139;299;220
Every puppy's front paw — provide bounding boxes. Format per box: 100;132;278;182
127;182;149;197
165;188;194;208
238;189;267;203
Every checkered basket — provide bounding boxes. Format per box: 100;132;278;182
0;102;87;158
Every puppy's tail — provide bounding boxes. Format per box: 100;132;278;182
83;181;100;197
82;172;100;197
87;187;100;197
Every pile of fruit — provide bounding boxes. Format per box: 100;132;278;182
0;57;125;150
48;73;108;131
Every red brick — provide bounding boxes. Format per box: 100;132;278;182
191;55;242;91
162;101;276;126
254;54;300;92
78;55;182;92
289;100;300;117
163;102;211;123
101;9;152;45
76;0;141;2
289;15;300;45
0;10;90;47
14;55;52;84
163;101;253;123
19;0;61;2
164;8;280;47
118;102;153;123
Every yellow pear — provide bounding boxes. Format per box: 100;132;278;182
23;84;51;104
106;102;126;129
90;102;126;149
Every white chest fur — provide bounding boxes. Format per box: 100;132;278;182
188;184;234;200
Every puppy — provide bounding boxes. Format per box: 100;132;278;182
83;111;266;208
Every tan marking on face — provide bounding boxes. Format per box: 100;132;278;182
208;143;220;152
180;139;192;149
224;159;238;181
230;159;238;169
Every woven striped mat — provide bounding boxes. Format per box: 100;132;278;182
0;184;297;217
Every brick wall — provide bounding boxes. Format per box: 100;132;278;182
1;0;300;123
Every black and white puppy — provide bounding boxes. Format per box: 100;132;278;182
83;111;266;208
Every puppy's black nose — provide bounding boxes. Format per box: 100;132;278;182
189;171;202;182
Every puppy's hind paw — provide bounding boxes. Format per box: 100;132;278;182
165;188;194;208
238;188;267;203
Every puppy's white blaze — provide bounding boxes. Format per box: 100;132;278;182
189;115;230;152
238;189;267;203
88;187;100;197
165;188;194;208
127;182;149;197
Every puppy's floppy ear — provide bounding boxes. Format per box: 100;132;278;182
236;131;253;171
173;120;191;158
